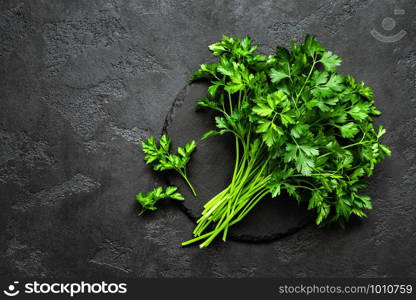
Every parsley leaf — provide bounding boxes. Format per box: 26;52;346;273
141;134;197;196
269;68;289;83
137;186;184;215
338;122;360;138
320;51;342;71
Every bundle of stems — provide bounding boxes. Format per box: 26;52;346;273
183;104;271;247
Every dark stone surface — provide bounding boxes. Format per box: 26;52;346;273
0;0;415;278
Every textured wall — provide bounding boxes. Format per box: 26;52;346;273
0;0;415;278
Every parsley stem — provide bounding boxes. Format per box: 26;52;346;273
291;172;341;177
230;189;269;225
228;92;233;114
178;170;196;196
186;144;271;246
342;140;372;149
292;185;314;191
287;62;294;84
295;57;317;106
182;230;218;246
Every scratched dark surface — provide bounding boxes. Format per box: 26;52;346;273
0;0;415;278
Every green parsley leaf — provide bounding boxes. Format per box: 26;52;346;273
319;51;342;71
137;186;184;215
141;134;197;196
269;68;289;83
339;122;360;138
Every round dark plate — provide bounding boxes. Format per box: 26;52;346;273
163;82;312;242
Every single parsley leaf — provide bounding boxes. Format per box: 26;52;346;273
339;122;360;138
320;51;342;72
137;186;184;215
252;102;274;117
269;68;289;83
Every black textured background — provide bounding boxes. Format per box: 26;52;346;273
0;0;415;278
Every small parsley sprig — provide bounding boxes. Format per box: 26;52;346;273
141;134;197;196
136;186;184;215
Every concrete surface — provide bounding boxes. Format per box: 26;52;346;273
0;0;415;278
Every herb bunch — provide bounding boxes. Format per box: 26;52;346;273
182;35;390;248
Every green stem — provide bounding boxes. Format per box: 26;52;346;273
178;170;196;196
230;189;269;225
296;58;316;103
183;150;271;246
223;136;241;239
342;140;372;149
198;180;270;247
228;92;233;114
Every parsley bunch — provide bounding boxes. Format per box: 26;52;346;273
182;35;390;248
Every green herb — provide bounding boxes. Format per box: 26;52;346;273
137;186;184;215
182;35;390;248
141;134;197;196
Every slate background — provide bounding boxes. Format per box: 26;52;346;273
0;0;415;278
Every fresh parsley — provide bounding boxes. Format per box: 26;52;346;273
136;186;184;215
141;134;197;196
182;35;391;248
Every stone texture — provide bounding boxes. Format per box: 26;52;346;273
0;0;415;278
